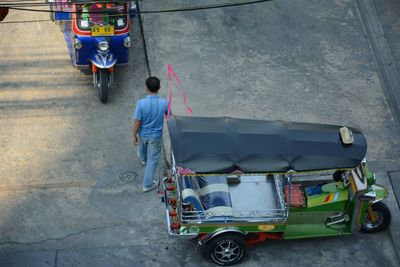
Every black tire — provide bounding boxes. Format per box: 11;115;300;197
98;68;109;103
360;202;391;233
80;69;92;75
203;234;246;266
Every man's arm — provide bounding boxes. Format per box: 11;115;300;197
133;101;142;145
133;119;141;145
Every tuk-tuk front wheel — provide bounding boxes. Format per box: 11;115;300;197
360;202;391;233
98;68;109;103
203;233;246;266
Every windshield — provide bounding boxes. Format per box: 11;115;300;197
77;2;127;30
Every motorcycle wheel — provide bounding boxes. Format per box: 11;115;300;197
360;202;391;233
98;68;109;103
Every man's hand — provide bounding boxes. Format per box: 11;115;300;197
133;119;141;146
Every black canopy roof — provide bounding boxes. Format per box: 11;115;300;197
168;115;367;173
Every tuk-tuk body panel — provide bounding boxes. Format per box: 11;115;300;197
345;197;368;231
72;35;129;66
306;190;348;208
284;199;351;239
287;210;347;225
283;224;351;239
73;36;95;66
179;224;287;235
356;201;369;227
109;34;129;64
289;201;347;212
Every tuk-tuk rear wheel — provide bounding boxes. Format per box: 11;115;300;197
202;233;246;266
360;202;391;233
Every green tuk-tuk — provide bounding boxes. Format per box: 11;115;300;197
162;115;391;265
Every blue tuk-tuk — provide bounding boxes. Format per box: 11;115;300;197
49;0;136;103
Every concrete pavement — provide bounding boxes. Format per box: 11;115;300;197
374;0;400;80
353;0;400;125
0;0;399;266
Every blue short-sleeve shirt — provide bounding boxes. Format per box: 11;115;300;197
134;95;168;138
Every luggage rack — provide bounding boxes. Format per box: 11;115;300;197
162;172;289;236
179;173;288;224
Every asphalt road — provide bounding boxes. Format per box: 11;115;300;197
0;0;399;266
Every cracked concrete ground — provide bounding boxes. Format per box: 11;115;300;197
374;0;400;78
0;0;400;266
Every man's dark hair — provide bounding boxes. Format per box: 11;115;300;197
145;77;161;93
333;170;344;182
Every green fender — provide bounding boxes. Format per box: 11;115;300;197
371;184;388;203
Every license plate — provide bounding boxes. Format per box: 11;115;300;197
91;25;115;36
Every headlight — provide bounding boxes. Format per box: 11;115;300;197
123;37;131;48
74;38;82;49
98;41;109;52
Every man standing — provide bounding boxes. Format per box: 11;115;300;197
133;77;168;192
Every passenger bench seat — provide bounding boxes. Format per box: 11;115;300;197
181;176;233;219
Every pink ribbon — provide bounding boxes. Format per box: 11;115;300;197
166;64;193;119
183;91;192;114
